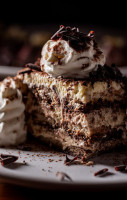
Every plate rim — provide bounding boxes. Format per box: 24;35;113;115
1;169;127;190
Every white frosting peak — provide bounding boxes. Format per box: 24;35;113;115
40;38;105;79
0;78;27;146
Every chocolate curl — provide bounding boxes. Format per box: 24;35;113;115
64;155;79;166
88;30;95;38
0;154;18;166
94;168;108;176
114;165;127;171
25;63;41;71
51;25;65;40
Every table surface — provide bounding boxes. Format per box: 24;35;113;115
0;182;37;200
0;181;60;200
1;181;127;199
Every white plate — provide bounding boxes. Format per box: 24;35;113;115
0;65;22;80
0;66;127;191
0;141;127;191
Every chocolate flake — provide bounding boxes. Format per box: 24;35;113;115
0;154;18;166
94;168;108;176
25;63;41;72
19;69;32;75
88;30;95;38
51;25;92;52
114;165;127;171
51;25;65;40
64;155;79;166
88;64;125;85
18;63;41;75
56;171;72;182
0;154;18;159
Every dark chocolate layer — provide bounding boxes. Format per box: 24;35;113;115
63;98;127;114
76;128;123;143
25;82;126;139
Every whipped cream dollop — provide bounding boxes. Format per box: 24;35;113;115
0;78;27;146
40;26;105;78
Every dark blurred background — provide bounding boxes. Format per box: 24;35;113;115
0;1;127;68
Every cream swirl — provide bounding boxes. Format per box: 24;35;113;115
0;78;27;146
40;26;105;78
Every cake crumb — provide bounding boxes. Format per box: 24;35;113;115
85;160;94;166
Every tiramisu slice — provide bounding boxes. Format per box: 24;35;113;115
0;26;126;159
16;26;127;159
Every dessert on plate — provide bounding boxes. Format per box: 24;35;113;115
0;25;127;159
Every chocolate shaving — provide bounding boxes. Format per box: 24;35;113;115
51;25;92;52
56;171;72;182
18;69;32;75
114;165;127;171
94;168;108;176
0;154;17;159
18;63;41;75
64;155;79;166
0;154;18;166
88;30;95;38
25;63;41;72
51;25;65;40
87;64;126;86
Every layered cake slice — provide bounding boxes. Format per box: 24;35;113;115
0;26;127;159
16;26;127;159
